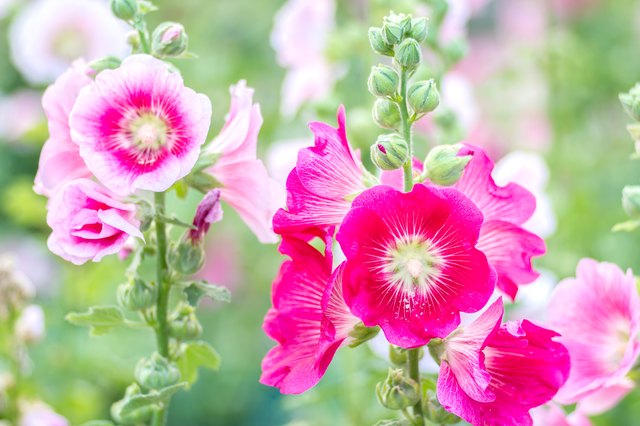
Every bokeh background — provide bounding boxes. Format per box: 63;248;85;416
1;0;640;424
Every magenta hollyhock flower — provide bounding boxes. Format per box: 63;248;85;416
188;189;223;244
336;184;495;348
46;179;142;265
206;80;283;244
437;299;570;426
273;106;366;235
261;233;358;394
69;54;211;195
34;61;92;197
454;144;546;299
548;259;640;404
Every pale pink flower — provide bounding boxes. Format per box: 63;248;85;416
265;138;313;185
548;259;640;404
69;54;211;195
9;0;128;85
532;403;592;426
0;90;44;142
19;401;68;426
280;61;335;118
15;304;45;344
440;0;472;44
206;80;283;243
46;178;142;265
497;0;547;43
34;60;92;197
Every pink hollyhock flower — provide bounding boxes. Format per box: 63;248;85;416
532;403;591;426
69;54;211;195
454;144;546;299
273;106;366;235
188;189;223;244
46;178;142;265
19;401;68;426
205;80;283;244
34;61;92;197
548;259;640;404
261;234;359;394
437;299;570;426
336;184;495;348
9;0;128;85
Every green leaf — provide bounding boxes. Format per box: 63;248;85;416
137;0;158;14
118;383;186;417
613;220;640;232
65;306;125;336
182;280;231;306
159;214;196;230
176;341;221;386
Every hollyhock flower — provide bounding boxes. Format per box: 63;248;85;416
437;299;570;426
261;234;359;394
15;304;45;344
0;90;44;143
205;80;283;243
273;106;366;235
34;61;92;197
69;54;211;195
548;259;640;404
337;184;495;348
9;0;128;85
19;401;68;426
46;179;142;265
455;144;546;299
265;138;313;185
532;403;591;426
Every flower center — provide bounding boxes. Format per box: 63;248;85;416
384;235;443;293
129;113;168;151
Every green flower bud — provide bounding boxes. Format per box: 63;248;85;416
370;134;409;171
151;22;189;57
347;322;380;348
86;56;121;78
127;31;141;51
376;368;420;411
136;199;154;232
620;83;640;122
135;353;181;391
395;38;422;69
408;17;427;42
368;65;399;98
169;303;202;340
382;20;404;45
389;345;407;366
408;79;440;115
368;27;394;56
168;239;205;275
427;337;445;364
111;383;154;425
110;0;138;21
623;186;640;219
117;278;156;311
372;98;401;130
424;144;471;186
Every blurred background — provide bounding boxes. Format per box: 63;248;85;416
1;0;640;424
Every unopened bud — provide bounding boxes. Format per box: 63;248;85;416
382;20;403;45
623;186;640;218
368;27;394;56
368;65;399;98
389;345;407;366
86;56;121;78
395;38;422;69
620;84;640;122
118;278;156;311
152;22;188;57
111;383;154;424
110;0;137;21
135;353;181;391
168;239;205;275
347;322;380;348
408;80;439;114
370;134;408;171
408;17;427;42
424;144;471;186
127;31;141;51
376;368;420;410
169;303;202;340
15;305;45;345
372;99;401;130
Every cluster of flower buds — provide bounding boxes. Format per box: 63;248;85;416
619;84;640;227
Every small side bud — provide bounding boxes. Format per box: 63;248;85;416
135;353;181;391
347;322;380;348
376;368;420;411
394;38;422;69
152;22;188;57
168;240;205;275
368;27;394;56
424;144;471;186
373;99;401;130
86;56;121;78
110;0;138;21
620;84;640;122
408;80;439;114
408;17;427;42
389;345;407;366
370;134;409;171
169;303;202;340
368;65;399;98
623;186;640;218
118;278;156;311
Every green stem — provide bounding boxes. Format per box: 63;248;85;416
407;349;425;426
399;68;414;192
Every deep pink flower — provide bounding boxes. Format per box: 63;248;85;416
336;184;495;348
189;189;223;244
437;299;570;426
273;106;366;235
548;259;640;404
34;61;92;197
46;178;142;265
206;80;283;244
69;54;212;195
261;234;358;394
454;144;546;299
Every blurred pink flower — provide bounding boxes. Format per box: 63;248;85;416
265;138;313;185
9;0;129;85
0;90;43;142
46;179;142;265
497;0;547;44
206;80;284;243
69;54;211;195
34;60;92;197
532;403;592;426
15;304;45;344
19;401;67;426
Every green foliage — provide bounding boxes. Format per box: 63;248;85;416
66;306;127;336
175;341;221;387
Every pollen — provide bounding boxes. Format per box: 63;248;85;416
383;234;443;293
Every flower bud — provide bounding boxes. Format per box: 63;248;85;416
370;134;408;171
372;99;401;130
382;21;403;45
127;31;141;51
152;22;188;57
408;17;427;42
376;368;420;410
111;383;154;425
135;353;181;391
408;80;439;114
168;239;205;275
395;38;422;69
118;278;156;311
110;0;138;21
169;303;202;340
623;186;640;218
389;345;407;366
15;305;45;345
620;84;640;122
424;144;471;186
368;65;399;98
347;322;380;348
86;56;121;78
368;27;394;56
